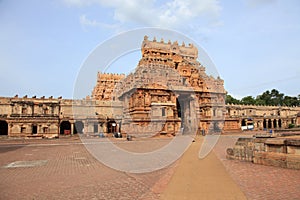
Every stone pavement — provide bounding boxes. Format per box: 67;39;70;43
0;137;172;200
214;135;300;200
160;136;247;200
0;135;300;199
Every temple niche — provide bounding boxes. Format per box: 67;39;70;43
92;36;226;136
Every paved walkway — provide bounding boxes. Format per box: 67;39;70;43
214;135;300;200
1;135;300;199
160;136;247;200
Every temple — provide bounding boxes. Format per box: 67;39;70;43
0;36;299;138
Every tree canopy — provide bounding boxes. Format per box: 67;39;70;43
226;89;300;106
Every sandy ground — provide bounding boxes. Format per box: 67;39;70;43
160;136;247;200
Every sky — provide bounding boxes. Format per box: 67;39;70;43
0;0;300;99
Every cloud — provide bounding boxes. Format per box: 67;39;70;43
80;14;100;27
65;0;222;30
79;14;121;31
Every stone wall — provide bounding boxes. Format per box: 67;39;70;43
225;104;300;131
227;135;300;170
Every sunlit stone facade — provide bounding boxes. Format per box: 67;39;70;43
0;36;299;137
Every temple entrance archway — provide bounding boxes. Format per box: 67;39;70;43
0;120;8;135
176;94;195;134
74;121;84;134
107;120;117;133
60;121;71;135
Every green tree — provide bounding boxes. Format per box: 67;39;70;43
270;89;284;106
227;89;300;106
241;96;256;105
256;90;270;105
225;94;240;104
283;96;299;106
256;89;284;106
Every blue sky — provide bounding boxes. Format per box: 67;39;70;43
0;0;299;99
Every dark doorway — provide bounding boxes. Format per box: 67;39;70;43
0;120;8;135
32;125;37;134
107;121;117;133
60;121;71;135
74;121;84;134
241;119;246;126
176;94;194;133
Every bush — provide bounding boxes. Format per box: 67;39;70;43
288;123;295;129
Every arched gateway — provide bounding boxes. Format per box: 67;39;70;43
60;121;71;135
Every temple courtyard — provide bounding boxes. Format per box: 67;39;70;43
0;133;300;200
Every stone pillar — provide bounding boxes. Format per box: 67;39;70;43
184;99;190;127
189;96;197;133
84;121;88;134
103;123;107;133
71;123;74;135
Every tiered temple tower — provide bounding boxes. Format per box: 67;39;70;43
93;36;226;136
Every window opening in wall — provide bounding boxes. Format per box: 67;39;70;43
183;78;186;85
43;108;48;115
273;119;277;128
268;119;272;129
94;123;98;133
162;107;166;116
263;119;267;129
278;119;282;128
43;127;48;133
175;62;179;69
22;107;27;114
21;127;26;133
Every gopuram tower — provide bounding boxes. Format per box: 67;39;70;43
92;36;226;136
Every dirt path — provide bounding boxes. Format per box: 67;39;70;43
160;136;247;200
